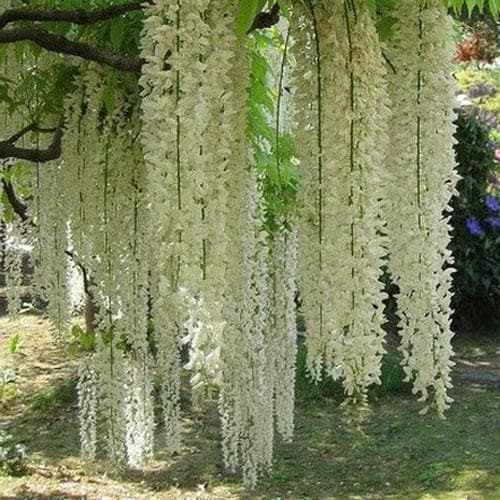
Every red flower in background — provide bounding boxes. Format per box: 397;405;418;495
456;23;498;64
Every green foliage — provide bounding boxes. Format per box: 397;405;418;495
0;431;27;477
457;68;497;91
458;69;500;125
295;342;411;406
247;29;299;231
7;333;25;356
0;367;17;406
295;342;343;405
236;0;263;37
30;379;77;416
67;324;96;357
445;0;499;16
372;352;411;398
450;111;500;329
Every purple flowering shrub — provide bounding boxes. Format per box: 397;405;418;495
450;110;500;329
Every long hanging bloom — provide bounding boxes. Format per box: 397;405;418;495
220;168;273;488
139;0;184;453
267;220;298;441
77;355;98;461
101;102;155;467
290;8;324;379
53;62;156;465
180;4;238;404
385;0;458;416
36;162;71;334
5;219;25;318
94;334;128;464
34;68;105;336
292;1;389;398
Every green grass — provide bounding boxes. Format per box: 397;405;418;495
1;338;499;499
295;342;411;405
29;379;77;416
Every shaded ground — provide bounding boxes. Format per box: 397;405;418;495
0;316;499;499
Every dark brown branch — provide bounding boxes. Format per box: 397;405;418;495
0;2;147;29
64;249;93;297
2;179;30;222
7;123;57;144
0;1;275;33
0;26;142;73
0;4;277;75
2;175;95;308
249;3;280;33
0;119;63;163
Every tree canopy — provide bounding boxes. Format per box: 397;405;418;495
0;0;498;489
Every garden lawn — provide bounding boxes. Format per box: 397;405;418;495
0;315;499;499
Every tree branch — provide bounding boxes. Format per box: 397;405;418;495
2;178;95;309
2;178;30;222
0;119;64;163
0;26;142;73
0;2;147;29
249;3;280;33
6;123;57;145
0;1;279;33
0;4;278;75
64;249;93;297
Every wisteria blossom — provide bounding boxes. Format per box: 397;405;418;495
386;0;459;417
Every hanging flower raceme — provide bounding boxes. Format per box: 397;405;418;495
180;4;241;404
385;0;458;417
267;220;298;442
290;7;323;379
110;105;155;468
77;355;97;461
5;218;27;318
292;1;389;399
220;166;273;488
140;0;185;453
47;62;156;466
35;161;71;334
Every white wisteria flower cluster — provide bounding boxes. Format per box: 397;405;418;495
4;219;27;318
33;65;156;466
267;221;298;441
292;0;389;399
140;0;296;487
0;0;462;489
385;0;458;417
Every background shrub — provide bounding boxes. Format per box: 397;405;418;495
450;109;500;330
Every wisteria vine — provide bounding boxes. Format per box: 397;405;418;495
0;0;461;488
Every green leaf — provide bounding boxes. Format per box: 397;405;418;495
110;19;125;50
8;333;24;355
277;0;291;18
236;0;259;38
366;0;377;16
488;0;499;16
377;0;396;10
102;85;116;115
376;15;398;41
466;0;476;14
